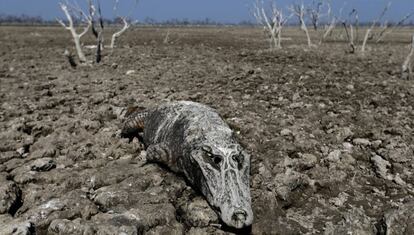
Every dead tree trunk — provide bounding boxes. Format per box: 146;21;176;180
110;17;130;50
375;12;414;43
89;0;104;63
402;34;414;80
361;2;391;53
57;0;137;65
163;30;171;44
342;22;356;53
308;1;323;31
339;9;359;53
290;3;313;48
320;17;336;43
57;3;91;63
319;1;337;44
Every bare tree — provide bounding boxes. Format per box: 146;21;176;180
88;0;104;63
289;3;313;47
402;34;414;80
319;2;337;44
254;0;291;49
308;0;343;45
57;1;92;63
375;12;414;43
110;17;130;50
308;0;324;31
340;9;359;53
163;29;171;44
58;0;137;65
293;0;335;45
361;2;391;53
109;0;138;50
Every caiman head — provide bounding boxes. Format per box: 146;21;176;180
184;136;253;229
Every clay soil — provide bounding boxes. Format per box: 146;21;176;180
1;26;414;234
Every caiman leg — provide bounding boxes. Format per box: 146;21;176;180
146;143;179;172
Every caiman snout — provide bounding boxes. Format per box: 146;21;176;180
222;205;252;229
232;209;248;228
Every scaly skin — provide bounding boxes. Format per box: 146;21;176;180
122;101;253;229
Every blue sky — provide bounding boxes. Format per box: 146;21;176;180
0;0;413;23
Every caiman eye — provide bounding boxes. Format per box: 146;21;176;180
201;146;222;166
213;156;222;165
207;152;222;165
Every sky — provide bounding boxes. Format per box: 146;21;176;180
0;0;413;23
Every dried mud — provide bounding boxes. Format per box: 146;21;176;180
0;26;414;234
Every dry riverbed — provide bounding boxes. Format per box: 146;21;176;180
0;26;414;234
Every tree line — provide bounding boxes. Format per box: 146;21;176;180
1;14;414;27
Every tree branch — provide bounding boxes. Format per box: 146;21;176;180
110;17;130;49
402;34;414;80
254;0;290;49
376;12;414;43
361;2;391;53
